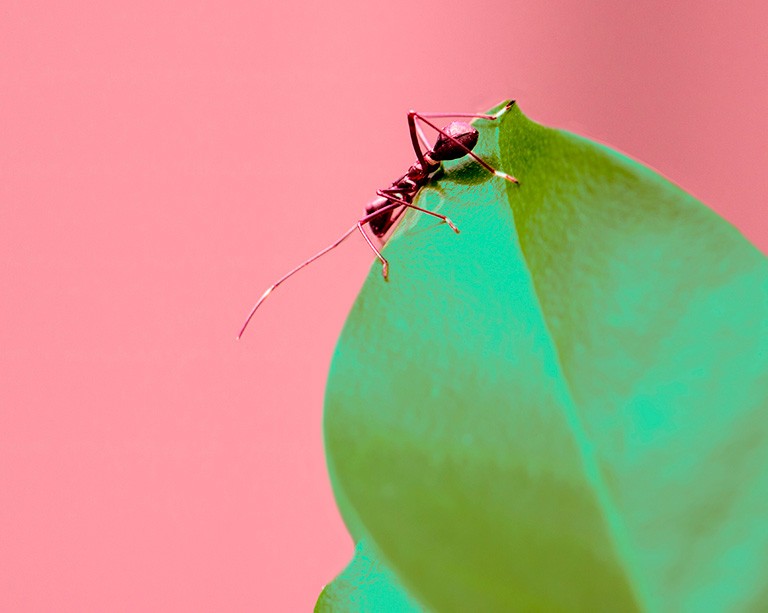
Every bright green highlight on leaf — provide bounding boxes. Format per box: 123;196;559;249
315;539;423;612
320;102;768;611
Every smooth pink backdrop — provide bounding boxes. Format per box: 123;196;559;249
1;1;766;610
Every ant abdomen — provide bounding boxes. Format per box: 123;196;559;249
430;122;479;161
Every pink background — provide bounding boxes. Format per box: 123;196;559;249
1;1;766;610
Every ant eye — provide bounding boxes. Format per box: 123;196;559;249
430;122;479;161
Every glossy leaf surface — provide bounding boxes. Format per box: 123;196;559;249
315;539;422;612
320;102;768;611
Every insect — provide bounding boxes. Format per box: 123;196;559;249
238;100;519;338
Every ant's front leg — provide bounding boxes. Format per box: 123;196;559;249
356;218;390;280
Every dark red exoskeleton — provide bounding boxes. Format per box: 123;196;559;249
238;101;519;338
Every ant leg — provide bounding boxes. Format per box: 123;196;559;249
357;222;389;280
385;204;407;228
407;100;519;184
414;121;432;152
405;101;516;166
368;194;409;243
414;99;515;122
407;112;430;171
413;112;519;184
238;201;403;338
376;190;460;234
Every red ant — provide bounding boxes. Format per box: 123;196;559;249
238;100;519;338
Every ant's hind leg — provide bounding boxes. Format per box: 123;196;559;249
406;101;515;165
414;121;432;153
412;100;515;122
413;112;519;184
407;101;519;184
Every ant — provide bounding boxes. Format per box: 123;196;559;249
238;100;519;338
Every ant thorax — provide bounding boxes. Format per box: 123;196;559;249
405;158;440;184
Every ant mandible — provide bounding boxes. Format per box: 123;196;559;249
238;100;519;338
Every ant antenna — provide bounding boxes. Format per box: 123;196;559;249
237;201;404;339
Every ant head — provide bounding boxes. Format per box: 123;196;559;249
429;122;479;161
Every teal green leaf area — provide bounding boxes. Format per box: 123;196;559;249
321;102;768;612
315;539;423;612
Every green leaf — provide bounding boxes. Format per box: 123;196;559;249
315;539;424;612
320;102;768;611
